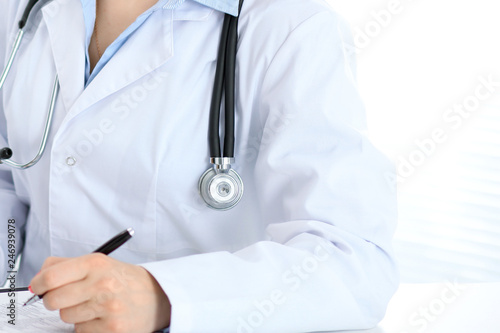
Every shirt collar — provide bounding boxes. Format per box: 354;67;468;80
80;0;239;16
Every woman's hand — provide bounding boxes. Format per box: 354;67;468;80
29;254;171;333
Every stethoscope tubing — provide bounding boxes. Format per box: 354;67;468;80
209;0;244;160
0;30;25;90
223;14;237;159
19;0;41;30
0;0;41;89
0;75;59;169
208;14;231;159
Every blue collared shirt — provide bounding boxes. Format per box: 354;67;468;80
81;0;238;86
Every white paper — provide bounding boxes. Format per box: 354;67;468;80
0;290;74;332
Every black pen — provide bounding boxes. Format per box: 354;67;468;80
23;228;134;307
0;287;29;293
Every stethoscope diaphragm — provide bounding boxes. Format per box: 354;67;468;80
198;166;243;210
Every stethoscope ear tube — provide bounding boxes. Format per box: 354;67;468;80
0;30;25;90
1;0;41;88
19;0;40;29
0;76;59;169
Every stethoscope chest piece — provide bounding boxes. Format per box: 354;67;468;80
199;158;243;210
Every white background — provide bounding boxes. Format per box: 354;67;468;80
326;0;500;282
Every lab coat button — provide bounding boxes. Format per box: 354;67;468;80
66;156;77;166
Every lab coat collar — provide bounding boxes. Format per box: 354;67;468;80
70;9;174;117
41;0;87;114
41;0;233;118
173;0;215;21
188;0;239;16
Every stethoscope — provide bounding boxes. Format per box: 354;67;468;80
0;0;59;169
0;0;244;211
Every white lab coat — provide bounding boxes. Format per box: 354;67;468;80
0;0;398;332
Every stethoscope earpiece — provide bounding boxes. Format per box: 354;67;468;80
0;147;13;160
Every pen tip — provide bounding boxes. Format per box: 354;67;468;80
23;294;39;307
127;227;135;236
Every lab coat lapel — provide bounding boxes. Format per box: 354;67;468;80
67;9;174;117
41;0;86;112
41;0;212;118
